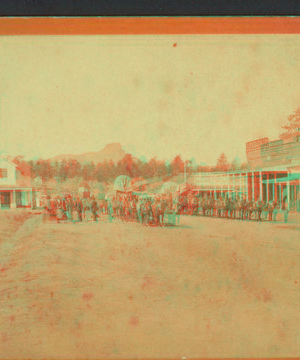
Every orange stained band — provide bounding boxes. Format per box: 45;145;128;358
0;17;300;35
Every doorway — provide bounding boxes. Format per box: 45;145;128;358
0;192;11;209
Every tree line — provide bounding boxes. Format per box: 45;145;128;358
25;153;249;183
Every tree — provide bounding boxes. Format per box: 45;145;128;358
108;159;116;180
157;160;168;179
52;161;60;178
199;162;212;173
240;161;251;170
171;155;184;176
279;107;300;140
187;157;198;175
59;159;69;181
230;156;242;171
215;153;230;172
145;158;158;178
67;159;81;178
82;162;95;181
27;160;37;179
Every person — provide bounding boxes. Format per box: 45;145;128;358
175;201;180;225
140;201;146;225
247;201;254;220
208;196;214;216
55;196;65;223
282;200;289;223
256;198;263;222
71;196;78;223
168;203;176;226
143;201;151;226
77;197;83;222
240;197;247;220
137;198;142;223
224;197;230;218
91;196;99;222
152;201;159;226
267;201;274;221
160;199;167;225
202;197;208;216
273;202;279;223
216;197;222;217
108;202;114;223
229;196;235;219
65;196;73;221
46;195;51;215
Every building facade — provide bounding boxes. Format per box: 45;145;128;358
189;135;300;211
0;156;37;209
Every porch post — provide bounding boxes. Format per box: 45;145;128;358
287;175;290;210
279;184;282;207
28;190;31;208
30;189;34;209
252;172;254;201
228;173;230;197
10;189;16;209
235;174;237;199
274;173;277;202
266;173;269;202
260;171;263;200
246;173;248;200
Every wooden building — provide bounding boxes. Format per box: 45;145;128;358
0;156;37;209
189;135;300;211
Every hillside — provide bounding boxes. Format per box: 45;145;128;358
50;143;126;163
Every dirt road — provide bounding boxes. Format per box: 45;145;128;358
0;211;300;358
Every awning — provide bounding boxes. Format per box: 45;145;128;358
262;173;300;184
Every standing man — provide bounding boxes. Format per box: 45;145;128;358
256;198;263;222
91;196;99;222
160;198;167;226
282;199;289;223
71;196;78;223
77;196;83;222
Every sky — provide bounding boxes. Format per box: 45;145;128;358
1;35;300;165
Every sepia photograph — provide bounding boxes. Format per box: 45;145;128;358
0;18;300;359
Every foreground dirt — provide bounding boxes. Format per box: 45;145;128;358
0;211;300;358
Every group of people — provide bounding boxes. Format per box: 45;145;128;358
110;194;180;226
45;193;181;226
45;194;107;222
177;193;290;222
44;190;290;225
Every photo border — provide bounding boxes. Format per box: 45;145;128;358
0;15;299;360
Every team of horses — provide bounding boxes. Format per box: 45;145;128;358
179;196;286;222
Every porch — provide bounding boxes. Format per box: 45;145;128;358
0;188;36;209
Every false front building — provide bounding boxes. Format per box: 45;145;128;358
189;135;300;211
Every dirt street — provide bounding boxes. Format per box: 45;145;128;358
0;211;300;358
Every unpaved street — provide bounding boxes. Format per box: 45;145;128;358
0;211;300;358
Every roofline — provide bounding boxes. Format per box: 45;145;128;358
0;156;18;168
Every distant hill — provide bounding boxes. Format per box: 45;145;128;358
50;143;126;163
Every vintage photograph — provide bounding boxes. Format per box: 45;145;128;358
1;28;300;358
